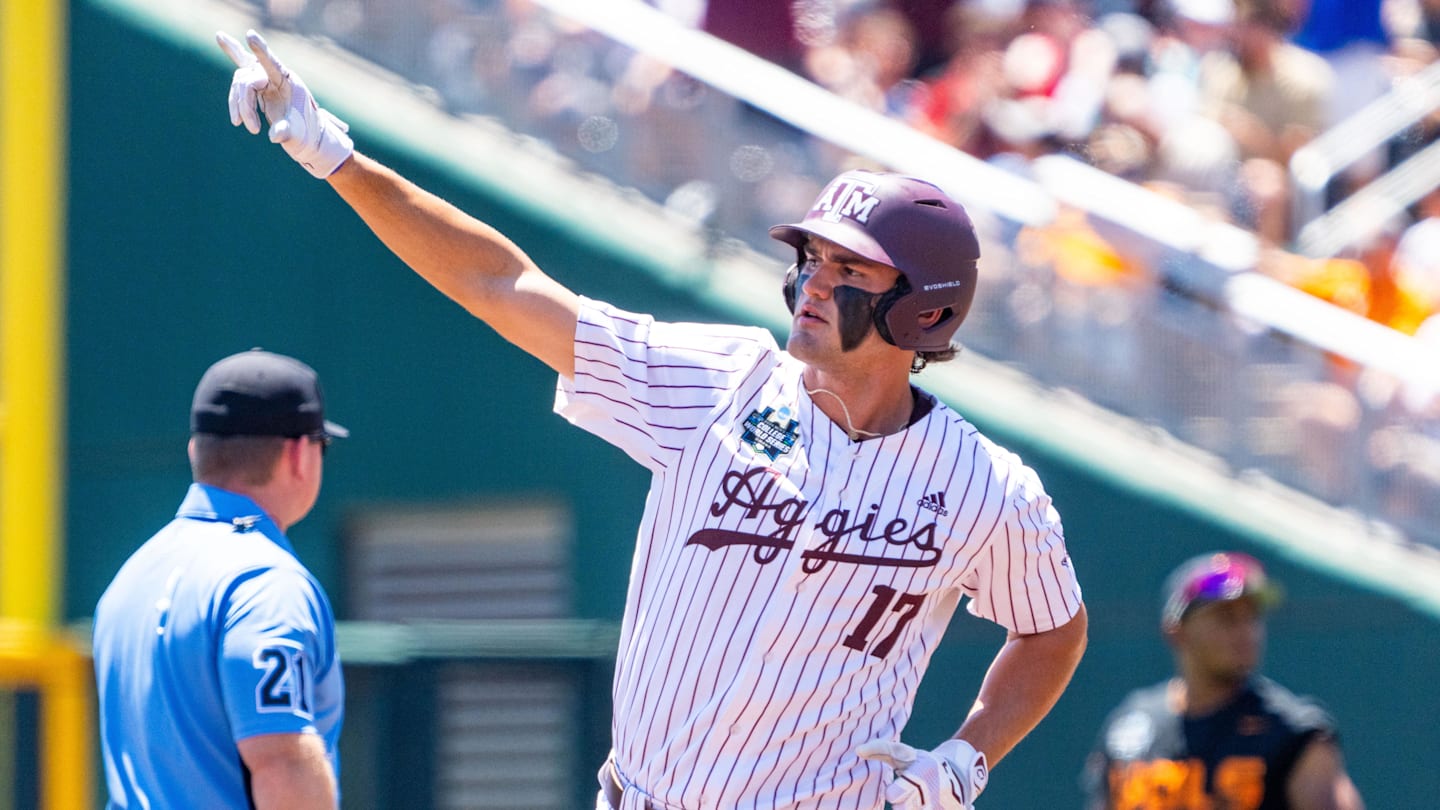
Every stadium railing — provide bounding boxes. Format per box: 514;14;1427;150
1289;58;1440;246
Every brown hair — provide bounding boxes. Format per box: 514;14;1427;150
912;346;959;373
190;434;287;487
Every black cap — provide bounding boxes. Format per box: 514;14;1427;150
190;349;349;440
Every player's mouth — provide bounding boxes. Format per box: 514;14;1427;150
796;303;827;324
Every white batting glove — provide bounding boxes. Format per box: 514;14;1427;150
856;738;988;810
216;29;353;178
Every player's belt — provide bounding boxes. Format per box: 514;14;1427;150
602;760;659;810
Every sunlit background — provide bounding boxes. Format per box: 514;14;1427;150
2;0;1438;807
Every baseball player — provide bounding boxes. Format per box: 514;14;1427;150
218;29;1088;809
93;350;348;809
1083;552;1365;810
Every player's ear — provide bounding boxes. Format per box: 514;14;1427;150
282;435;311;479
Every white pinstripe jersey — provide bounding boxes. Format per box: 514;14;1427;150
556;299;1083;810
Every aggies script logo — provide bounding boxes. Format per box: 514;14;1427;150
684;467;941;572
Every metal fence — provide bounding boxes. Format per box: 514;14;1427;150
334;620;618;810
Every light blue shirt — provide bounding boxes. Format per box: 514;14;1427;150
93;484;343;809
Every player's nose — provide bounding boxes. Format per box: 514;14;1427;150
800;264;839;300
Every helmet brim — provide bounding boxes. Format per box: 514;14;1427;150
768;221;896;270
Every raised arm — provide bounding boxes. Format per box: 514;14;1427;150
218;29;580;376
325;154;580;376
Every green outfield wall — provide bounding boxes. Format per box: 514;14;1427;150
64;1;1440;806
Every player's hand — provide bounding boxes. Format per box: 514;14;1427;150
216;29;353;179
856;738;988;810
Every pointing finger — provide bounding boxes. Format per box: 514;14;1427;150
218;30;263;131
245;29;288;89
215;30;254;68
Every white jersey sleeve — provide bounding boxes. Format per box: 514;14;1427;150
548;303;1081;804
957;441;1081;634
555;297;781;472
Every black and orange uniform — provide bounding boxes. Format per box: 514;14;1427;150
1083;676;1339;810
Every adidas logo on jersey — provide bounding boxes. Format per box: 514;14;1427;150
917;491;948;516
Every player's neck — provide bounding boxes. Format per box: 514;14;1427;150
199;476;299;533
802;366;915;440
1171;673;1249;717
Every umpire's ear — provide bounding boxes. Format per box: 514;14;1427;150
285;435;322;481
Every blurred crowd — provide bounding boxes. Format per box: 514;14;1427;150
704;0;1440;335
694;0;1440;532
250;0;1440;543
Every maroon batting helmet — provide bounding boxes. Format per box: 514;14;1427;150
769;170;981;353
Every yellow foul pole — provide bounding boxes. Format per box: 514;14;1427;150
1;0;66;631
0;0;87;807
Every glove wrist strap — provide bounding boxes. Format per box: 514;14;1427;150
297;109;353;179
934;738;989;799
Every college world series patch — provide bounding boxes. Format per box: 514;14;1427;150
742;406;800;461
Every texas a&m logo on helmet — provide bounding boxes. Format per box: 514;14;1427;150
813;175;882;226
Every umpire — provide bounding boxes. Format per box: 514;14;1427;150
92;349;348;810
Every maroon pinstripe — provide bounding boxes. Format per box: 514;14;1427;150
557;299;1082;809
